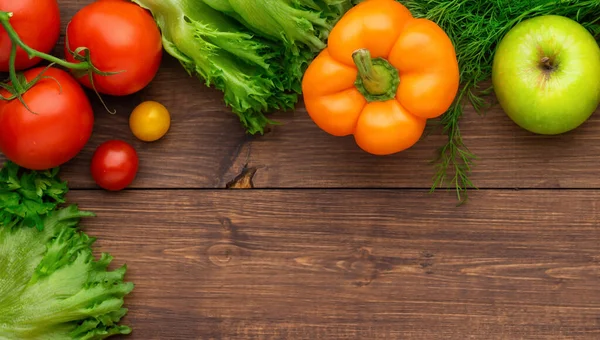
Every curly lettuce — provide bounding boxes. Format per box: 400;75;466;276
0;205;133;339
0;162;133;339
132;0;357;134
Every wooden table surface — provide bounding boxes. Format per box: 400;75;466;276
5;1;600;339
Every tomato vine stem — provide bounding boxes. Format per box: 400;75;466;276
4;42;34;112
0;11;91;72
0;10;122;114
8;44;23;94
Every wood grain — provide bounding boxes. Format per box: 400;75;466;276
2;0;600;191
3;2;600;339
68;189;600;340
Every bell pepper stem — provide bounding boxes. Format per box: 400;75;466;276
352;49;387;95
352;48;400;102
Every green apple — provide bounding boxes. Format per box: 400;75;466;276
492;14;600;135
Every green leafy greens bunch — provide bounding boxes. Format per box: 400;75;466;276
0;161;68;231
0;161;134;339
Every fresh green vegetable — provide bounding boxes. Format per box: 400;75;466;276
0;206;134;339
0;162;134;339
201;0;354;52
0;161;68;231
132;0;356;134
398;0;600;203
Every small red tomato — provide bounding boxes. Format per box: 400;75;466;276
90;140;139;191
64;0;162;96
0;0;60;71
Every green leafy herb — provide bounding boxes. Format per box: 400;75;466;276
0;161;69;231
398;0;600;203
0;205;134;339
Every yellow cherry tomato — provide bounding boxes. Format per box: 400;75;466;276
129;101;171;142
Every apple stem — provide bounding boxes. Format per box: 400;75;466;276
540;57;554;70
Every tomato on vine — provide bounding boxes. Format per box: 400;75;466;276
64;0;163;96
0;67;94;170
0;0;60;72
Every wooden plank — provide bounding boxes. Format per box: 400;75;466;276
2;0;600;191
235;101;600;190
67;189;600;340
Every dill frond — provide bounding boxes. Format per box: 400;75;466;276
398;0;600;204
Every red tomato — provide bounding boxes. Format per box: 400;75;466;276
90;140;139;191
0;67;94;170
0;0;60;71
64;1;162;96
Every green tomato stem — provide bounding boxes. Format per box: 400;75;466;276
8;44;23;94
0;10;119;114
0;11;92;71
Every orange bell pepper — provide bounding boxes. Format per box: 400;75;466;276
301;0;460;155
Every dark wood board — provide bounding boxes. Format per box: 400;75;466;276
48;79;600;190
2;1;600;339
2;1;600;191
69;189;600;340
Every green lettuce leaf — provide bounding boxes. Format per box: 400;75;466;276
133;0;297;134
203;0;329;51
0;205;134;339
199;0;356;92
132;0;357;134
0;161;69;231
203;0;356;51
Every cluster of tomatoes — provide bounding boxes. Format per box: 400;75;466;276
0;0;170;191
